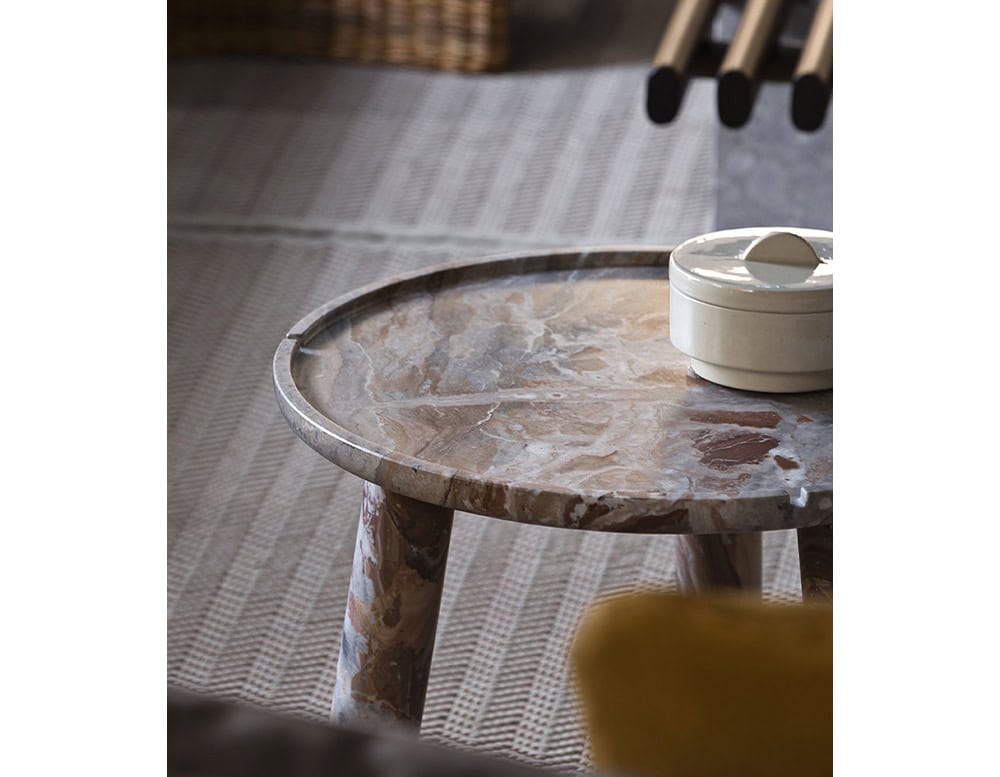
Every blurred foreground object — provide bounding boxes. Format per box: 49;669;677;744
168;688;583;777
571;591;832;777
168;0;509;72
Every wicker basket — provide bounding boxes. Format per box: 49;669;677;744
169;0;509;72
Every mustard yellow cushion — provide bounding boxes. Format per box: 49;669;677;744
571;591;832;777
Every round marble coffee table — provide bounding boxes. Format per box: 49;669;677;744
273;247;832;728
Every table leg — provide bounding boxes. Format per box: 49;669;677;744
333;481;454;728
796;524;832;602
676;533;762;593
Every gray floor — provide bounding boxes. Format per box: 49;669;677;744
716;82;832;230
168;3;829;770
713;0;833;230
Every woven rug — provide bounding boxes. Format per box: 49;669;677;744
168;46;804;772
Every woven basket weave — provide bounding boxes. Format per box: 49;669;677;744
169;0;509;72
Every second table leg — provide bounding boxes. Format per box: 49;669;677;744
796;524;832;602
676;533;762;593
332;481;454;728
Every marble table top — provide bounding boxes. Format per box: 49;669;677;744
274;248;832;534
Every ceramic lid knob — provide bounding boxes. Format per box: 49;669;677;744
742;231;821;286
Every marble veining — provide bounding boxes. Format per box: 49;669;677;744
274;248;832;533
334;482;453;725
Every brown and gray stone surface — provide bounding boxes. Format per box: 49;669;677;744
334;483;454;726
276;248;832;535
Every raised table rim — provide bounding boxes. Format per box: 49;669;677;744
273;246;833;535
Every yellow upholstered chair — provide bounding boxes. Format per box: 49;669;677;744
571;591;832;777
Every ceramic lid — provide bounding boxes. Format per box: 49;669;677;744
669;227;833;313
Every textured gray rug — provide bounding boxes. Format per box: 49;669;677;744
168;47;805;771
168;55;717;247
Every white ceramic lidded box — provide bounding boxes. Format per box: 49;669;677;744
669;227;833;393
